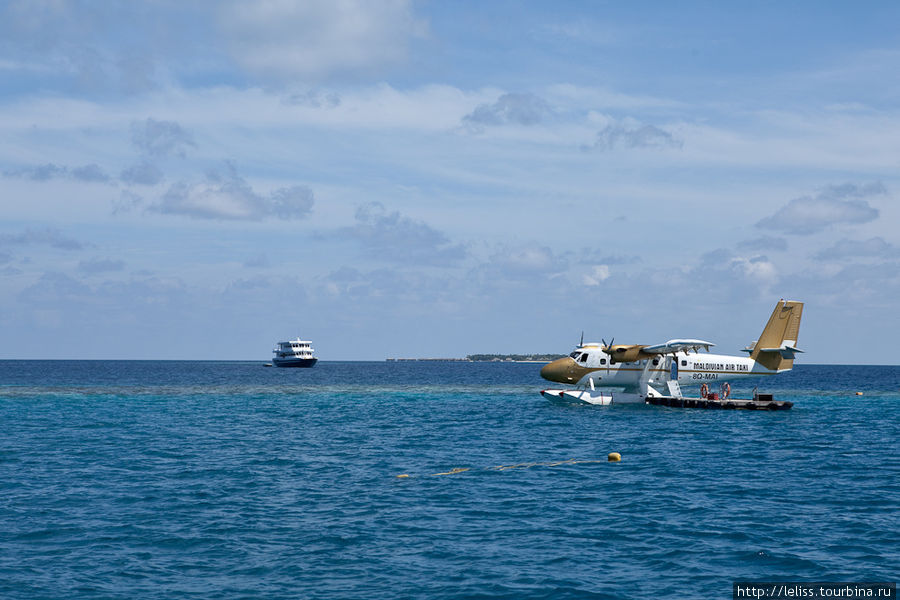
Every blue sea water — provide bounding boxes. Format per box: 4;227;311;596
0;360;897;599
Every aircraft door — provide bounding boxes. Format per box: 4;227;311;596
670;356;678;380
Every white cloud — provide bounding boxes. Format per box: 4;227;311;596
131;118;195;158
461;93;553;132
474;245;568;284
585;119;682;151
334;202;466;266
684;250;780;302
731;256;777;286
0;2;169;95
815;237;900;261
0;227;84;250
583;265;610;286
216;0;427;82
151;162;314;221
756;183;884;235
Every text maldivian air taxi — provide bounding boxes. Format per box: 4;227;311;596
539;299;803;405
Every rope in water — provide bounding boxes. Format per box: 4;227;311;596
396;457;617;478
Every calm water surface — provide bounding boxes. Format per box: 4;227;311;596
1;361;897;599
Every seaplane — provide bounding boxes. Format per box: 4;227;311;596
540;299;803;406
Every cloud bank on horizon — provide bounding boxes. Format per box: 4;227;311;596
1;1;899;362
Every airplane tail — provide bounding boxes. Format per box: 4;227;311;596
750;300;804;371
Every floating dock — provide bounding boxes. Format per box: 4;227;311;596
645;394;792;411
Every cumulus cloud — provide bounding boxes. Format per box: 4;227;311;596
151;163;314;221
585;120;682;151
269;186;316;220
693;250;779;296
216;0;427;82
131;118;196;158
494;245;565;275
815;237;900;261
120;161;164;186
730;255;778;285
0;228;83;250
461;93;553;131
337;202;465;266
312;266;458;320
756;182;884;235
583;265;610;286
474;245;568;284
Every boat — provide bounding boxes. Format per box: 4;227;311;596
272;337;318;368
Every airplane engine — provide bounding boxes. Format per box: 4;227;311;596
605;346;647;363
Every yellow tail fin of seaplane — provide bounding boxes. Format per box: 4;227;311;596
745;299;804;372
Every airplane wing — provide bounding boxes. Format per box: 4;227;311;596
641;339;715;354
756;344;804;358
741;340;804;358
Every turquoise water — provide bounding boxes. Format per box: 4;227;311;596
1;361;897;599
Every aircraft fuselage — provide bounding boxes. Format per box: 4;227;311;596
540;347;780;392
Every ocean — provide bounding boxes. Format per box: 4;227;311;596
1;361;897;599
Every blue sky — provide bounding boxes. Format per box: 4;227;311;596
1;1;899;362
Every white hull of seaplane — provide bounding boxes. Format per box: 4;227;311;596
540;389;641;405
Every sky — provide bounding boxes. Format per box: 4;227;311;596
1;1;899;362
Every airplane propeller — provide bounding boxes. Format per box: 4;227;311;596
601;337;615;352
580;331;584;347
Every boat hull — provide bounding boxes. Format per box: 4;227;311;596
272;357;318;368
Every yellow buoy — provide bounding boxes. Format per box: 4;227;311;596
396;474;410;478
855;392;863;396
608;452;621;462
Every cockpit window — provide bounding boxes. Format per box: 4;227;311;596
579;353;588;362
569;351;580;359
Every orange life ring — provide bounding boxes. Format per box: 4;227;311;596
700;383;709;398
721;382;731;399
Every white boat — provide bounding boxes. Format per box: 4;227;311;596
272;338;318;368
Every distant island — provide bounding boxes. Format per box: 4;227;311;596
386;354;565;362
467;353;565;362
